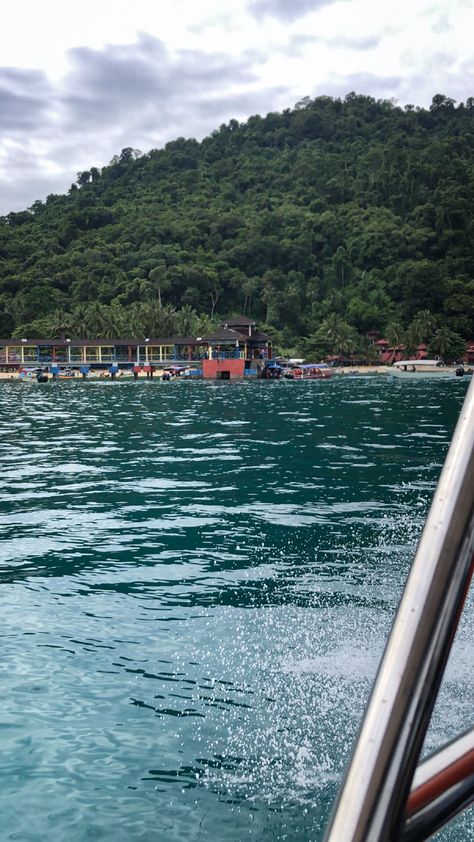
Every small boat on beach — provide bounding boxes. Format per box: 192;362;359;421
57;368;81;380
18;367;50;383
285;362;333;380
261;361;333;380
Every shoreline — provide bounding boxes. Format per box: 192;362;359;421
334;364;467;376
0;365;466;381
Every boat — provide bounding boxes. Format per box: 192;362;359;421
18;367;49;383
261;361;333;380
83;370;134;382
386;359;453;377
455;365;473;378
82;366;194;382
284;362;333;380
324;379;474;841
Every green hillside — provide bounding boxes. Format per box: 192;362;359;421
1;92;473;359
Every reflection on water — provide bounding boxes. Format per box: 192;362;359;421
1;378;472;840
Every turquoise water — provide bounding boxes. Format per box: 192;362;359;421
1;377;472;841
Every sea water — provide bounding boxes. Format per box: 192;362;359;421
0;376;472;841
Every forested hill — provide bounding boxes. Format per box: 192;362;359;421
1;92;474;358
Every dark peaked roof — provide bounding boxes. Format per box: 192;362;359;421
222;315;256;326
207;327;246;342
249;331;271;341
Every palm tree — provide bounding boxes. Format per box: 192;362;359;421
404;323;420;357
322;312;344;341
405;310;438;355
429;327;465;363
69;304;91;338
124;302;158;338
333;324;357;357
85;302;106;337
385;321;404;350
385;321;405;361
100;305;126;339
47;309;72;339
147;264;170;308
176;304;198;336
411;309;437;342
195;313;218;337
125;303;147;337
356;334;380;364
301;330;331;360
242;276;260;316
321;313;357;356
161;303;177;336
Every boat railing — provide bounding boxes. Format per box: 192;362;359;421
324;377;474;842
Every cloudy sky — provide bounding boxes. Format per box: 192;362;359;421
1;0;473;214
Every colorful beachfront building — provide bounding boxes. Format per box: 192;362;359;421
374;338;474;365
0;316;272;379
374;339;428;364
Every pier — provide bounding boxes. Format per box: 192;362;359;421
0;316;272;379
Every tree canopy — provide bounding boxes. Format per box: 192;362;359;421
1;92;473;357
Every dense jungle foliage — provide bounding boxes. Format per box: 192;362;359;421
1;92;473;360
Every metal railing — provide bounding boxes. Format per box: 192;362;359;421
211;350;242;360
324;377;474;842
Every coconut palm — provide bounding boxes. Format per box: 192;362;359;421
99;305;126;339
47;308;73;339
428;327;465;363
321;313;357;356
125;302;162;338
69;304;91;338
125;303;147;337
301;330;331;360
195;313;218;338
404;323;421;357
385;321;404;350
242;276;260;316
406;310;438;352
161;303;177;336
147;265;170;308
411;309;438;342
356;334;380;364
333;324;358;356
176;304;198;337
85;302;106;337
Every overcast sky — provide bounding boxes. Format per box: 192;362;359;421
1;0;473;215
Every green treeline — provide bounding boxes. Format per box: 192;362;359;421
1;92;473;361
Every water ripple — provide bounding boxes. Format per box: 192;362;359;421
0;377;472;841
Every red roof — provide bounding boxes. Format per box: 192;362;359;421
380;349;405;363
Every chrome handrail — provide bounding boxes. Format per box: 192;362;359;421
324;377;474;842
